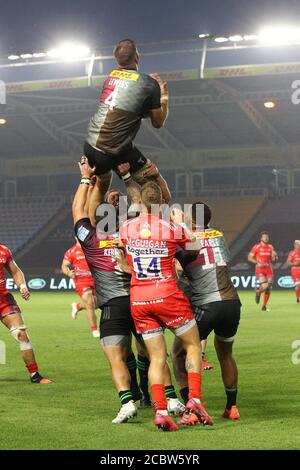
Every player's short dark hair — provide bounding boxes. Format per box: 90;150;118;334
114;39;138;66
261;231;269;237
141;181;162;211
191;201;212;227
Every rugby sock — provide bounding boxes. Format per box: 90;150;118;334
180;387;189;405
263;292;270;307
119;390;133;405
225;388;238;410
90;325;98;332
76;303;83;311
188;372;202;401
137;354;150;396
165;385;177;399
26;362;39;376
151;384;167;411
296;287;300;301
126;353;140;398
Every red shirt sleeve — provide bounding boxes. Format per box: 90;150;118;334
64;249;73;264
250;244;258;256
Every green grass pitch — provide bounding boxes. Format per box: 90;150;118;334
1;291;300;450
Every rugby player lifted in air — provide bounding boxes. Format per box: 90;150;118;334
287;240;300;304
248;232;278;311
84;38;169;203
120;181;213;431
173;203;241;421
0;244;51;384
61;239;99;338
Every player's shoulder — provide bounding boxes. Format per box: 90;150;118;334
0;244;11;256
268;244;275;250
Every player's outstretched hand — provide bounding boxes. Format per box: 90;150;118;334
78;156;95;178
150;73;168;100
20;285;30;301
143;162;159;179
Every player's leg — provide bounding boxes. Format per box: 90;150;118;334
255;274;268;304
1;310;51;384
126;342;142;403
163;361;186;416
201;339;213;370
100;297;137;423
175;323;213;426
83;142;113;200
142;332;179;431
292;271;300;303
214;299;241;419
135;337;151;407
214;338;240;420
171;336;188;404
119;145;150;185
82;290;99;337
262;277;273;311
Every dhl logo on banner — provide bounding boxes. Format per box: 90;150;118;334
194;230;223;239
110;70;139;81
99;240;117;248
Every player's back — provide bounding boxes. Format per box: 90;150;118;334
176;227;239;305
86;68;160;155
121;213;189;302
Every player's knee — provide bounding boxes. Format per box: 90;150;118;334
10;325;33;351
131;160;151;185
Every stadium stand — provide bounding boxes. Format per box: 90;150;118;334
0;195;66;254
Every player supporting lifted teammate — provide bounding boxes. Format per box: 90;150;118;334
84;38;169;202
287;240;300;303
248;232;278;311
173;203;241;420
72;160;145;423
0;244;51;384
120;182;213;431
61;239;99;338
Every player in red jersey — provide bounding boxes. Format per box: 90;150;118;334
61;240;99;338
120;181;213;431
287;240;300;303
248;232;278;311
0;244;51;384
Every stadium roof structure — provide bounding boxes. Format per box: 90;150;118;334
1;38;300;172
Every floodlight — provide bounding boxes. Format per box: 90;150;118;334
47;43;91;60
229;35;243;42
8;55;20;60
258;26;300;45
264;101;276;109
20;53;33;59
214;37;229;43
0;118;7;125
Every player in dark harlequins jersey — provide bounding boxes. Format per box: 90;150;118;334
72;158;141;424
84;38;169;203
173;202;241;421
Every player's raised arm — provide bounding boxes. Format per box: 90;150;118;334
72;157;95;225
149;73;169;128
6;259;30;301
